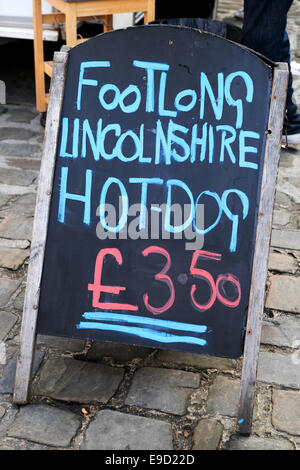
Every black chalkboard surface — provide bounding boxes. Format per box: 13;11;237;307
36;25;273;359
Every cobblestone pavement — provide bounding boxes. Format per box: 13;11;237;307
0;1;300;451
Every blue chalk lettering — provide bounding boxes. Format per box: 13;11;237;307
138;124;152;163
200;72;224;121
190;123;207;162
115;129;141;162
168;120;190;162
81;118;102;160
165;179;194;233
133;60;169;112
239;130;260;170
208;125;214;163
224;71;254;129
98;83;120;110
59;117;79;158
76;61;110;110
58;166;92;225
99;177;128;233
193;190;222;234
155;119;171;165
59;118;71;158
158;72;177;117
119;84;141;113
216;125;237;164
129;177;163;229
221;189;249;252
99;123;121;160
174;88;197;112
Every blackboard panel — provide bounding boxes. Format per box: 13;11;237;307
37;25;273;358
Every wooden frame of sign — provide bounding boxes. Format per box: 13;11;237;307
13;35;288;436
13;50;69;405
237;61;288;434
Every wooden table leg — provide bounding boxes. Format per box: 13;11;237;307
103;14;113;32
33;0;47;112
65;3;78;46
144;0;155;24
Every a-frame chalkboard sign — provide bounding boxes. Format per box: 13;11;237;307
13;25;288;435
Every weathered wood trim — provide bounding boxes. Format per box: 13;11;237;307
237;63;289;434
13;51;69;405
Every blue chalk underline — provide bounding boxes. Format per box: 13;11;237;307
76;312;208;346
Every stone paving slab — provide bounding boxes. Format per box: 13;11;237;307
125;367;200;415
261;315;300;348
81;409;173;450
278;181;300;204
5;107;38;124
0;193;36;218
0;183;36;197
0;168;37;187
86;342;154;363
0;311;18;341
265;275;300;313
0;246;29;270
34;357;124;404
272;209;290;227
0;194;11;208
0;279;21;309
0;403;18;439
0;342;6;366
0;238;30;249
156;350;235;370
268;251;298;273
0;142;41;158
7;404;81;447
4;157;41;171
274;190;292;209
0;351;44;395
12;288;25;312
257;351;300;389
0;437;48;450
271;229;300;251
36;335;85;354
228;435;294;450
272;389;300;436
0;127;38;141
206;375;241;417
0;216;33;240
192;418;223;450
